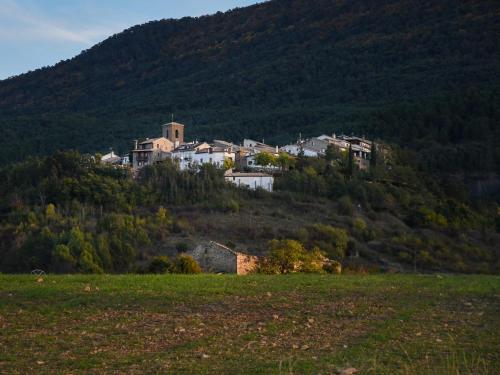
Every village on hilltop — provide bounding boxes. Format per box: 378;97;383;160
100;120;373;192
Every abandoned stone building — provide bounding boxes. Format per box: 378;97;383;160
189;241;258;275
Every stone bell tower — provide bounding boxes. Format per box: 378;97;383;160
162;121;185;147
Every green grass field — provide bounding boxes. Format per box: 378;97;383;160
0;274;499;374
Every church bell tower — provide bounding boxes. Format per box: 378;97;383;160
162;121;185;147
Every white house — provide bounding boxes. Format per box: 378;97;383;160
224;170;274;192
281;143;320;157
192;146;235;168
170;142;210;170
121;155;130;166
101;150;123;165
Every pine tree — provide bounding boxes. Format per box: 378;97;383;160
347;144;354;178
370;141;377;172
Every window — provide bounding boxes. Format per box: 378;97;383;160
175;129;179;139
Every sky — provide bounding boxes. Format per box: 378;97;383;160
0;0;262;80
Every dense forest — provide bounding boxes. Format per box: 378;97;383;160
0;0;499;172
0;148;498;274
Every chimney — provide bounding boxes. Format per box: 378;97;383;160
134;140;138;150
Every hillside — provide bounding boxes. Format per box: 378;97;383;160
0;0;499;169
1;151;499;275
1;274;499;373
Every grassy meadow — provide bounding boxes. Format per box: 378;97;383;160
0;274;499;374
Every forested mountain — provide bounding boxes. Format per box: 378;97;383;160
0;0;499;169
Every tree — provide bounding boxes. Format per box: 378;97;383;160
156;206;172;226
325;144;342;164
223;157;235;171
370;141;378;172
346;144;354;178
255;152;277;167
45;203;57;221
277;152;294;171
52;244;76;273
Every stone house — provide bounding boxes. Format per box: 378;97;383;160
317;134;351;153
189;241;258;275
132;137;174;169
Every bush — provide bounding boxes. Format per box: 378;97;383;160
346;239;357;257
174;255;202;274
308;224;348;259
323;260;342;274
172;218;192;234
148;256;173;274
353;217;367;232
258;239;327;274
338;196;354;216
175;242;189;253
264;239;305;274
300;247;327;273
227;199;240;213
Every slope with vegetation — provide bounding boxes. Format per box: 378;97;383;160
0;0;499;176
0;147;498;275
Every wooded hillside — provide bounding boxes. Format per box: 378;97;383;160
0;0;499;170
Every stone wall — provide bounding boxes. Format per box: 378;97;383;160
236;254;258;275
190;241;258;274
190;242;237;273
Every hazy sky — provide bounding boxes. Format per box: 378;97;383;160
0;0;262;80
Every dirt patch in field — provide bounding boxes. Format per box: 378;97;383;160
0;292;394;373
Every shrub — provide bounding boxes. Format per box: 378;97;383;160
172;218;192;234
309;224;348;259
346;239;357;257
259;239;327;274
353;217;367;232
338;196;354;216
398;251;412;263
300;247;327;273
148;256;173;274
222;198;239;213
175;242;189;253
174;255;202;274
265;239;305;273
323;260;342;274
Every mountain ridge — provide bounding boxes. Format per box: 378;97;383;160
0;0;499;167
